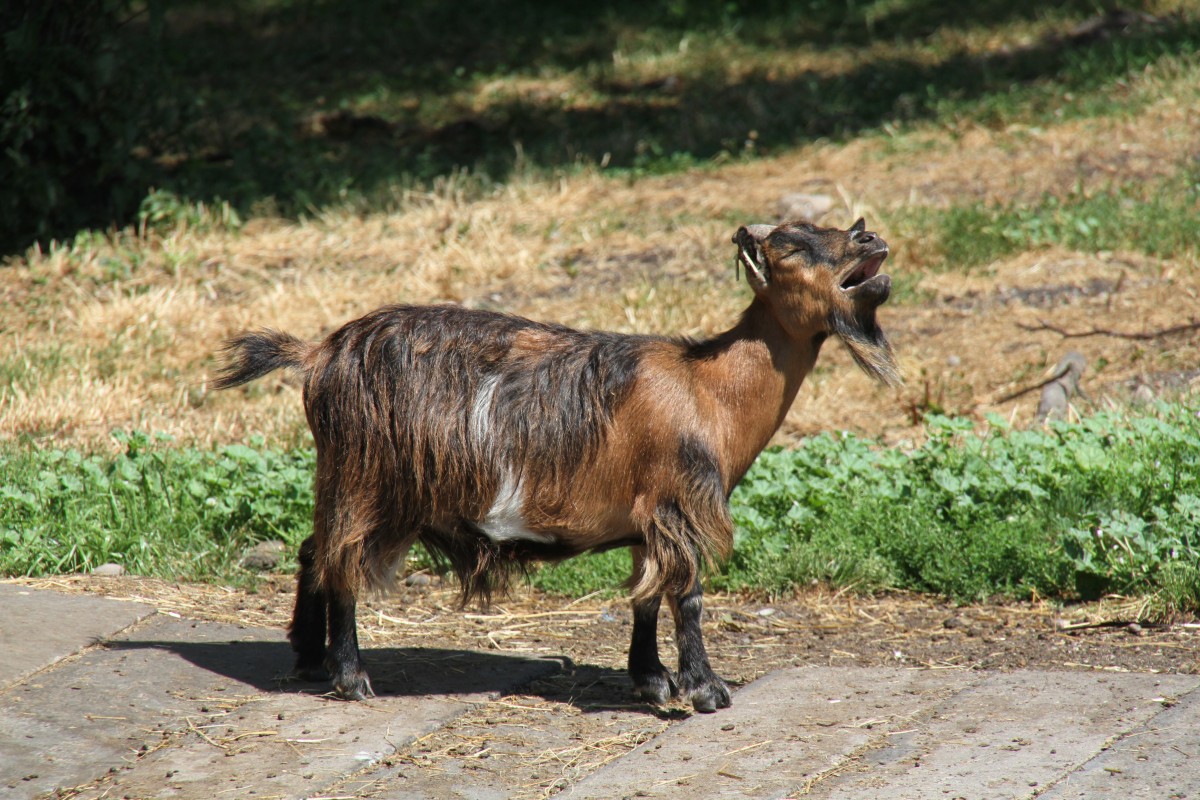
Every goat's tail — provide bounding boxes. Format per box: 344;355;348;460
213;329;315;390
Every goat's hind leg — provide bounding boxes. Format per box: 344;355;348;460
323;526;418;700
326;583;373;700
288;493;373;699
288;534;330;681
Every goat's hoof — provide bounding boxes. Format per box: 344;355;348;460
632;670;677;705
332;672;375;701
291;659;331;682
684;676;731;713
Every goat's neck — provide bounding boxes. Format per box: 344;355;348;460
691;297;820;488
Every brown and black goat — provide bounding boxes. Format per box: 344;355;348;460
214;218;898;712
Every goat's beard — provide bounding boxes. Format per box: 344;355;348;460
831;305;901;387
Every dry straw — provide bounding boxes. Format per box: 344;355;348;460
2;85;1196;451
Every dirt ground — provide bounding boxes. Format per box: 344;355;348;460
20;574;1200;799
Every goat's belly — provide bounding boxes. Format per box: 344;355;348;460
464;523;640;563
470;468;638;553
469;519;641;560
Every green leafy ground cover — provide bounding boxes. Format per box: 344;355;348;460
4;407;1197;614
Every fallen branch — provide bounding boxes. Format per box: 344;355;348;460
1017;319;1200;340
995;372;1064;404
994;352;1087;421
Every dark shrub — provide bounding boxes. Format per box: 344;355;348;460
0;1;172;254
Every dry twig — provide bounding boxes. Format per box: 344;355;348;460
1017;319;1200;341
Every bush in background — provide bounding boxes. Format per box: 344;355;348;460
0;1;173;253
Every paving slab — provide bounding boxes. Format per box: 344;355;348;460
809;670;1200;800
0;612;559;800
0;583;153;688
567;666;981;799
1038;679;1200;799
569;668;1200;800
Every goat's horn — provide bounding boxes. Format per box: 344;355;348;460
742;224;774;243
733;224;773;289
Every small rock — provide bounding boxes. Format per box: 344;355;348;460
240;540;286;571
91;563;126;577
721;723;735;731
942;616;965;629
757;607;776;617
404;572;432;587
946;355;961;367
1127;622;1144;636
1037;352;1087;423
776;192;834;223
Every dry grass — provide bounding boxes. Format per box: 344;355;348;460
1;78;1197;450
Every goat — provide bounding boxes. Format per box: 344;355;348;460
214;218;897;712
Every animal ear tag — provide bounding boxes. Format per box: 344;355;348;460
733;224;774;292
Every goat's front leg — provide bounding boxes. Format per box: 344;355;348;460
627;546;677;703
629;593;678;703
669;578;731;713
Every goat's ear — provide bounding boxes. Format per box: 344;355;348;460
849;217;867;234
733;224;774;292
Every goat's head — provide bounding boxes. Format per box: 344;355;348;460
733;218;900;386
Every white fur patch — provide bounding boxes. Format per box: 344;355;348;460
471;374;500;449
478;470;554;544
470;374;553;545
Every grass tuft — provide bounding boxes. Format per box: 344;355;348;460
897;164;1200;271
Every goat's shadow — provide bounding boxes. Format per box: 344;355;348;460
105;634;685;719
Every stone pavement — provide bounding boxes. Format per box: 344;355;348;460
0;584;558;799
2;582;1198;800
571;668;1200;799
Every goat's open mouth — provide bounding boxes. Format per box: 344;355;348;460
840;251;888;291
